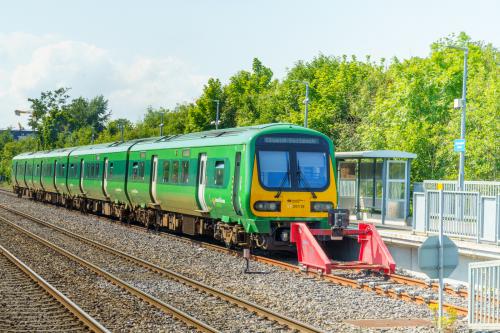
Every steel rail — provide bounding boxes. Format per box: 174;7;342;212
0;244;110;333
0;215;220;333
62;207;469;317
389;273;468;298
118;224;471;316
0;189;474;296
243;254;469;317
0;196;469;316
0;205;326;333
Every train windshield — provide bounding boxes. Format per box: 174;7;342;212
256;134;330;191
258;151;291;188
296;151;328;189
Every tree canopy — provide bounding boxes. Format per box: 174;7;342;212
1;33;498;183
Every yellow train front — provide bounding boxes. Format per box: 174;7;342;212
243;129;345;250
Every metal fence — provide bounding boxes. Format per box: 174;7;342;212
427;190;480;239
469;260;500;330
424;180;500;196
413;190;500;244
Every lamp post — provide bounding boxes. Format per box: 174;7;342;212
211;99;220;129
448;46;468;191
14;109;37;148
14;109;34;132
293;80;310;128
118;122;124;142
159;112;165;136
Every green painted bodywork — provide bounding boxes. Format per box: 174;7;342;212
12;124;337;234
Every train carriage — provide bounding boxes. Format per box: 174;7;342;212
11;123;339;250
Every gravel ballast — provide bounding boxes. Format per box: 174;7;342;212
0;192;469;332
0;216;195;333
0;208;293;333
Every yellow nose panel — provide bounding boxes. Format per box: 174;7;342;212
250;157;337;218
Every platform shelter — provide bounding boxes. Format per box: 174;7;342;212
334;150;416;225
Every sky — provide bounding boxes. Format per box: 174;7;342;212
1;0;499;129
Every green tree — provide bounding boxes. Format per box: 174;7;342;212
187;78;224;132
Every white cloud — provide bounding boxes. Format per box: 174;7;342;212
0;33;207;129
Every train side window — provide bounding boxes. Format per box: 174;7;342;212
96;163;100;178
162;161;170;183
109;163;114;178
181;161;189;184
171;161;179;183
214;160;225;186
132;162;139;180
138;162;145;179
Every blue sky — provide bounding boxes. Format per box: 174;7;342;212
1;0;499;129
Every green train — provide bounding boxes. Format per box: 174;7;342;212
11;123;339;250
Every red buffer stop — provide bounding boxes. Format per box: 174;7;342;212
290;222;396;275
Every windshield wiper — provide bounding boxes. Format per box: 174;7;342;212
274;169;290;199
297;161;317;199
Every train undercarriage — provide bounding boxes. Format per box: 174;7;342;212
12;185;267;249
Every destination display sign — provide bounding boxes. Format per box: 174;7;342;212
261;136;320;145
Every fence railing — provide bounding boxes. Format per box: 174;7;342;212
413;190;499;244
424;180;500;196
469;260;500;330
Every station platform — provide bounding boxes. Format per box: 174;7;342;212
349;221;500;283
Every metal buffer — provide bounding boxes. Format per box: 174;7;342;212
290;210;396;275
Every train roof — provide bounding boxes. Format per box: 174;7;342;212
130;123;318;151
13;123;327;160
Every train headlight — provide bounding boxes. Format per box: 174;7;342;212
254;201;281;212
311;201;334;212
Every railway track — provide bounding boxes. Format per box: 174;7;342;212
0;204;326;333
93;216;471;316
0;190;469;317
0;245;108;333
0;187;16;196
161;235;469;316
0;214;215;332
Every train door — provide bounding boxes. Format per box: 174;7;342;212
232;152;242;215
150;155;159;203
197;153;209;212
53;160;58;192
103;158;109;197
14;161;18;185
23;161;28;187
79;159;85;193
39;161;44;190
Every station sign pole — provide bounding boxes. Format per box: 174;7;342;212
438;185;444;330
418;183;458;332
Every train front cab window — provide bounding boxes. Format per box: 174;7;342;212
258;151;290;188
296;152;328;189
